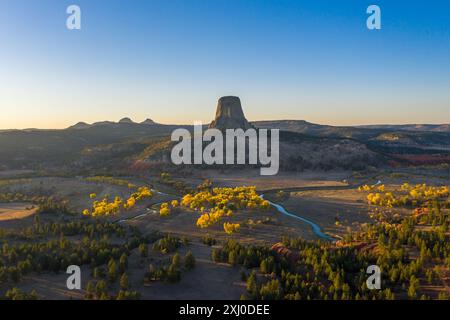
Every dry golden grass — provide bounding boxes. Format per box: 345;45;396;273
0;202;37;221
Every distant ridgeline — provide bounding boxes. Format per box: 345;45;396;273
0;97;449;172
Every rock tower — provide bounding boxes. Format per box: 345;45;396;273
209;96;253;130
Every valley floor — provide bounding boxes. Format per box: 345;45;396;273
0;166;448;299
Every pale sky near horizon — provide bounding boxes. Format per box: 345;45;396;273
0;0;449;129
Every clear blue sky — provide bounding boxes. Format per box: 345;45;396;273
0;0;449;129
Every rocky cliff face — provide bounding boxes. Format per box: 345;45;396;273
209;96;253;130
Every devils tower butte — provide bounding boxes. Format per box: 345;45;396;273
209;96;253;130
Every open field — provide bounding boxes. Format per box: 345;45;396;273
0;203;37;222
181;169;351;191
0;202;38;230
132;241;245;300
277;189;409;238
0;170;34;179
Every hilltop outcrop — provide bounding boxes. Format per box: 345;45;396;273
209;96;253;130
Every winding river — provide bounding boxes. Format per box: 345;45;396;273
262;196;335;241
261;195;336;241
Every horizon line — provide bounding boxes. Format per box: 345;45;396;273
1;118;449;131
